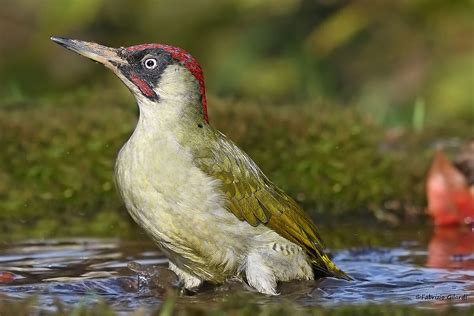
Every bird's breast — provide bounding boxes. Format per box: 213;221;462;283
113;127;240;250
115;130;201;216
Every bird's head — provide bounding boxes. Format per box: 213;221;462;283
51;37;208;124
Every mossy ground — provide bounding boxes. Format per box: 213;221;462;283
0;88;472;240
0;293;470;316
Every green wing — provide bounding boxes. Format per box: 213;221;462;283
193;129;349;280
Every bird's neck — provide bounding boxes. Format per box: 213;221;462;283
133;94;203;143
135;63;206;131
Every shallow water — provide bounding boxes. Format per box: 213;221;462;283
0;226;473;313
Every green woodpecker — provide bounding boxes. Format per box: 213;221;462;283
51;37;350;295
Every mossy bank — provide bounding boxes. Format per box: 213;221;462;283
0;88;471;239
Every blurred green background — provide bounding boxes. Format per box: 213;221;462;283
0;0;472;239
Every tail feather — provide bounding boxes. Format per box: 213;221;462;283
312;256;352;281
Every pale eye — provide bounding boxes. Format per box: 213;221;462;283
144;58;158;70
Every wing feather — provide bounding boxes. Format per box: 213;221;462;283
194;130;349;279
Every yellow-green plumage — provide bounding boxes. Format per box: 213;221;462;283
192;129;349;280
50;36;350;295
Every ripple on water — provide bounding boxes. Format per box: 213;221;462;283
0;233;472;312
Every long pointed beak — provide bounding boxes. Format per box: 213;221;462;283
50;36;127;68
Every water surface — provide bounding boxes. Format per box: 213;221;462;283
0;226;472;313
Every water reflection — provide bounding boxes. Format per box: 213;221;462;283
427;226;474;269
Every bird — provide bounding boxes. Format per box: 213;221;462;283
50;36;350;295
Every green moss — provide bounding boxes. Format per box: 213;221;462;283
209;97;471;224
1;294;469;316
0;90;471;239
167;298;466;316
